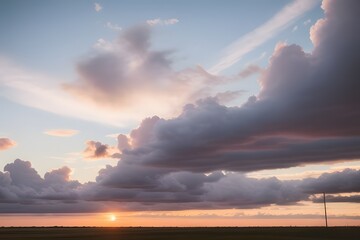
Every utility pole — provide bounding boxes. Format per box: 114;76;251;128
323;192;328;227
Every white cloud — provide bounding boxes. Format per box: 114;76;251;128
292;25;298;32
105;22;122;31
208;0;320;74
164;18;179;25
146;18;179;26
94;3;102;12
146;18;161;26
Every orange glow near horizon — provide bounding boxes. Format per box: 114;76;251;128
0;214;359;227
0;202;359;227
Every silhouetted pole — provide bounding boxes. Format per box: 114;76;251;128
323;192;328;227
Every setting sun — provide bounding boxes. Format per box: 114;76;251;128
109;214;117;222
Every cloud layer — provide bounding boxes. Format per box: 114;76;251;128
0;159;359;213
1;0;360;214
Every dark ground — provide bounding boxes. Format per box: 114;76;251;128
0;227;359;240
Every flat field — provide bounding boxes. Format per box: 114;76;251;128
0;227;359;240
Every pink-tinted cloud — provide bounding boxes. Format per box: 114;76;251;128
43;129;79;137
238;64;262;78
0;138;16;151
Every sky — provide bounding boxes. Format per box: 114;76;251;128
0;0;359;226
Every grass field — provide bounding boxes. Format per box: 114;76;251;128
0;227;359;240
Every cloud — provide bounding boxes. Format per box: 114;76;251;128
83;141;119;159
292;25;298;32
214;90;245;104
208;0;319;74
238;64;262;78
0;58;138;126
301;168;360;194
105;21;121;31
43;129;79;137
0;54;213;126
99;0;360;173
312;194;360;203
1;0;360;214
146;18;179;26
94;3;102;12
1;158;359;213
0;159;81;205
0;138;16;151
64;25;214;120
303;19;311;25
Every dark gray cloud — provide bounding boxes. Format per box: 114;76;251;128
0;159;81;209
108;0;360;173
312;194;360;204
0;159;359;213
301;168;360;194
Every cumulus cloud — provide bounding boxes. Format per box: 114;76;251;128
43;129;79;137
94;3;102;12
146;18;179;26
0;138;16;151
83;141;119;159
0;159;81;208
101;0;360;173
64;25;213;120
301;168;360;194
0;159;359;213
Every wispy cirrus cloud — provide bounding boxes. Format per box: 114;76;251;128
146;18;179;26
0;58;130;126
43;129;79;137
208;0;320;74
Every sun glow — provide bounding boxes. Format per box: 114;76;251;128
109;214;117;222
